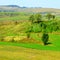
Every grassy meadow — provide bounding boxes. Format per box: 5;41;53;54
0;12;60;60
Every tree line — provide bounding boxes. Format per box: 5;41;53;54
27;13;56;45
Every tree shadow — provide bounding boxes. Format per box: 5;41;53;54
45;42;52;45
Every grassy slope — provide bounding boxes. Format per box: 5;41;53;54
0;12;60;60
0;20;60;51
0;45;60;60
0;15;29;21
0;21;30;36
0;12;60;51
0;33;60;51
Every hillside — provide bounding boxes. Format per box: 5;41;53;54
0;5;60;60
0;5;60;15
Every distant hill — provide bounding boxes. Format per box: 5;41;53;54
0;5;60;15
0;5;21;8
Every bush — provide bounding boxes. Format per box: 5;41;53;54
27;32;30;39
0;38;4;41
10;38;15;42
0;36;4;41
42;33;49;45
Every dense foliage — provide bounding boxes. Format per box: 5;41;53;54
42;33;49;45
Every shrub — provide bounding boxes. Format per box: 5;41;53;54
27;32;30;39
0;36;4;41
42;33;49;45
0;38;4;41
10;38;15;42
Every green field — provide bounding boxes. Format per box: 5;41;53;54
0;33;60;51
0;12;60;60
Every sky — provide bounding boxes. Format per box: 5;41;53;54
0;0;60;9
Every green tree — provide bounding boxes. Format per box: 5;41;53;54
41;23;49;45
42;32;49;45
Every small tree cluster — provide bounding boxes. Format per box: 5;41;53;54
46;13;55;20
29;13;42;24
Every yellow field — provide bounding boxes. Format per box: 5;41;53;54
0;45;60;60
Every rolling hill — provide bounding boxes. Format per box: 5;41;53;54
0;5;60;15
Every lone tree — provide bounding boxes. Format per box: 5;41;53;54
42;32;49;45
41;23;49;45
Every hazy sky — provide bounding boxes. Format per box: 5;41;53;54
0;0;60;8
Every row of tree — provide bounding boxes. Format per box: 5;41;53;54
29;13;55;23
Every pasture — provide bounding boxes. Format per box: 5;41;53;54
0;12;60;60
